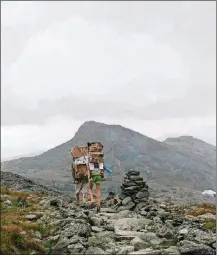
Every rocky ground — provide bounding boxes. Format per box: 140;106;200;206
1;170;216;255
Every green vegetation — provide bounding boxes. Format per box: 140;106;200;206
184;202;216;217
0;186;57;255
203;218;216;232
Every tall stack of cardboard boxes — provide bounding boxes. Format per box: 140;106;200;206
71;146;89;179
71;142;104;180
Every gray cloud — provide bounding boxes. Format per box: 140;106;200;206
1;1;216;157
2;85;215;126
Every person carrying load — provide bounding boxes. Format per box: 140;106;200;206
71;146;89;204
88;142;105;213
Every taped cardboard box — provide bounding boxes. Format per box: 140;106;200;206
89;157;104;164
75;164;89;179
74;156;89;165
89;152;104;163
71;146;88;158
88;142;103;152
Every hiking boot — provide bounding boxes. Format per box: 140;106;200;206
76;194;80;205
89;203;95;209
96;206;101;213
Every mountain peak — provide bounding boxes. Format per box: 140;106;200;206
1;122;216;193
164;136;215;147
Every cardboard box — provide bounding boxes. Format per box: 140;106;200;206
89;152;104;163
75;164;89;179
71;146;88;158
88;142;103;152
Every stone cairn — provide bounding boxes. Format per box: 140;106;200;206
115;170;149;212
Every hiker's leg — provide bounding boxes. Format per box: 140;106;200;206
82;183;88;203
89;182;94;204
96;183;101;208
75;183;82;203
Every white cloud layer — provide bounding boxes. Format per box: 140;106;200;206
1;1;216;159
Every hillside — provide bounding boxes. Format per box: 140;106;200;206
1;121;216;193
1;171;62;196
1;170;216;255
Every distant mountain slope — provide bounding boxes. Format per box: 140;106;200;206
1;121;216;192
1;171;62;196
164;136;216;161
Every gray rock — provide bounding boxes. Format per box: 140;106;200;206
128;176;143;181
161;246;181;255
63;222;91;238
136;191;149;199
127;170;140;176
140;210;148;216
69;235;79;244
89;216;104;227
153;216;162;224
178;240;215;255
156;225;174;239
34;231;42;239
117;246;134;254
118;201;136;212
86;247;106;255
178;228;189;235
122;197;132;206
52;237;71;255
185;228;216;246
3;199;12;206
67;242;84;253
123;186;140;192
25;214;38;221
92;226;104;233
134;198;149;204
130;237;150;251
128;248;161;255
197;213;216;221
89;231;115;249
114;218;151;232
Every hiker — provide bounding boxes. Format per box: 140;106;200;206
89;162;105;213
72;163;89;204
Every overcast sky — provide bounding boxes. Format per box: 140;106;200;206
1;1;216;160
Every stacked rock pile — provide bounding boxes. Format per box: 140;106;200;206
116;170;149;212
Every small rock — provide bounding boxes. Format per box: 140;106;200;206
179;228;189;235
69;235;79;244
161;246;181;255
26;214;38;221
178;240;216;255
198;213;216;221
89;216;104;227
131;237;149;251
35;231;42;239
117;246;134;254
136;191;149;199
127;170;140;176
86;247;106;254
67;242;84;251
122;197;132;206
128;248;161;255
3;200;12;206
92;226;103;233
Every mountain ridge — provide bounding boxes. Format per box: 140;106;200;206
1;121;216;193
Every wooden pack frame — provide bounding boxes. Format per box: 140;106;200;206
71;146;88;158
